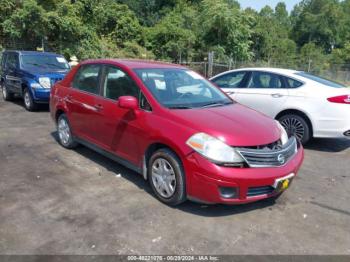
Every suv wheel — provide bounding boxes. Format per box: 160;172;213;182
23;88;37;111
278;114;311;145
2;83;14;101
57;114;78;149
148;148;186;206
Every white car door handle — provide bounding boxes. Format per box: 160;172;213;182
226;91;235;95
271;93;283;98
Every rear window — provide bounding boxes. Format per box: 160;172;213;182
295;72;346;88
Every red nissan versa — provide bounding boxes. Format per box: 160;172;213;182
50;59;304;206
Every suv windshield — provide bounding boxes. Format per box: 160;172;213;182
134;68;232;109
295;72;346;88
21;54;70;70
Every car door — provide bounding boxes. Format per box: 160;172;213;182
211;71;249;98
234;71;289;118
66;64;103;143
4;53;21;94
93;65;146;165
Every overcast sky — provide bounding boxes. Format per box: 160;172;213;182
237;0;301;12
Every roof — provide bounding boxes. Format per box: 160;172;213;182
82;59;187;69
3;50;63;56
232;67;300;74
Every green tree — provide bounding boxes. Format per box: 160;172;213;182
199;0;253;61
292;0;344;52
147;2;196;62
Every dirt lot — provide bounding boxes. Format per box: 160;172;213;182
0;97;349;255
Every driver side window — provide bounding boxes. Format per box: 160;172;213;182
212;71;247;88
102;66;139;100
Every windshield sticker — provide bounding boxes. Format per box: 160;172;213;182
56;57;66;63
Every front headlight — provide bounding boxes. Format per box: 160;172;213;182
186;133;245;164
276;121;289;145
38;77;51;89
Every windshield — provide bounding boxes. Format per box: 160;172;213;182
134;68;233;109
21;55;70;70
295;72;346;88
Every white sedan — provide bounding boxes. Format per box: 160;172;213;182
210;68;350;144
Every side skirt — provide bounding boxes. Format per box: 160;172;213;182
74;137;142;175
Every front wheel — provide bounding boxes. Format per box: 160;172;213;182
2;83;14;101
148;148;186;206
23;88;37;111
278;114;311;145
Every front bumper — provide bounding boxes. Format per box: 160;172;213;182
32;88;50;103
184;147;304;204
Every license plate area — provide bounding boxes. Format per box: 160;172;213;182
273;173;295;192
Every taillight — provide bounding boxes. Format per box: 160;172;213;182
327;95;350;104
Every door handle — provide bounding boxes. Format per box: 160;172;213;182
271;93;283;98
94;104;103;111
226;91;235;95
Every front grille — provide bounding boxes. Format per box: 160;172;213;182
237;137;298;168
247;186;274;197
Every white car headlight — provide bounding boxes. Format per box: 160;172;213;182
38;77;51;89
276;121;289;145
186;133;244;164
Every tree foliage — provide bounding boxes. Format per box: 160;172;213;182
0;0;350;70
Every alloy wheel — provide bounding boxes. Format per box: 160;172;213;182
151;158;176;198
24;91;31;108
280;117;305;141
2;86;7;99
58;118;71;146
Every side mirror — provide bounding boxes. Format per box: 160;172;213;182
118;96;138;110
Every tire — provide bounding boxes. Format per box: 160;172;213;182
148;148;186;206
57;114;78;149
2;83;14;101
278;114;311;145
23;88;37;111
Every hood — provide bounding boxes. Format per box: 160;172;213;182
167;103;281;147
21;68;68;81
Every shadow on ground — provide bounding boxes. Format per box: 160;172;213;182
305;138;350;153
6;97;49;111
51;131;277;217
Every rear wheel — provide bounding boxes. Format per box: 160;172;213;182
2;83;14;101
57;114;78;149
148;148;186;206
278;114;311;145
23;88;37;111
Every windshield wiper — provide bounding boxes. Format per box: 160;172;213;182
25;62;46;68
168;106;193;109
45;63;66;69
201;101;232;108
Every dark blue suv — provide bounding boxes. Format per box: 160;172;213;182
0;50;70;111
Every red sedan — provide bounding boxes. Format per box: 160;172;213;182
50;59;304;206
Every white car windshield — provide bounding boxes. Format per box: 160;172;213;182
135;68;233;109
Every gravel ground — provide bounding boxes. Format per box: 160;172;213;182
0;97;349;255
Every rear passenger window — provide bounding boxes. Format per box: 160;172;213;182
103;66;139;100
72;64;101;94
1;53;7;69
286;77;303;88
6;53;18;69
